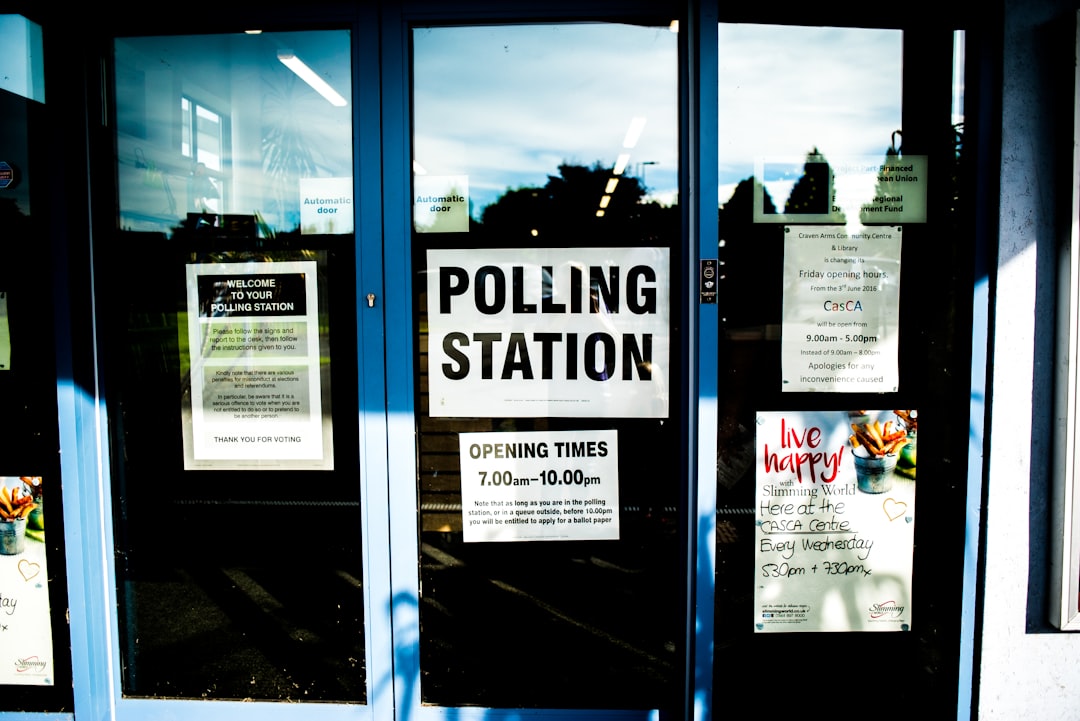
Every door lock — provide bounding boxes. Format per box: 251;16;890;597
366;293;376;308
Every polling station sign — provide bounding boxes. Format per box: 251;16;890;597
426;247;670;418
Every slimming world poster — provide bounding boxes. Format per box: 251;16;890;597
754;409;918;632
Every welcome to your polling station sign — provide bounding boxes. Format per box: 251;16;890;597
426;247;670;419
181;259;332;470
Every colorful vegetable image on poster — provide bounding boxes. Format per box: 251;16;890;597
0;476;54;685
754;410;917;632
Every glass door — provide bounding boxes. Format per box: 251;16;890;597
397;15;689;716
88;6;698;721
94;14;395;719
710;20;971;717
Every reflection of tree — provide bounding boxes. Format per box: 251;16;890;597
785;147;844;223
0;197;28;232
475;162;677;245
714;178;782;511
717;177;782;328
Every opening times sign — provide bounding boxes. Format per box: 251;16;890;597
426;247;670;418
459;430;619;542
183;260;331;470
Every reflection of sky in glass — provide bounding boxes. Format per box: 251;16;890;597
719;24;903;208
413;23;679;219
114;31;351;234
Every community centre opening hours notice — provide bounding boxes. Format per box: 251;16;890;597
781;225;902;393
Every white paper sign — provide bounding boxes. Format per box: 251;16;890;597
754;410;916;632
753;154;927;224
426;247;670;418
0;476;54;685
299;177;353;235
183;260;332;470
459;430;620;542
414;174;470;233
781;225;902;393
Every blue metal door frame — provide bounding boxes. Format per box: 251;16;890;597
378;3;718;719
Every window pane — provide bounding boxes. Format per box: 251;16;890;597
714;21;904;624
115;31;353;236
412;20;683;711
713;20;968;713
109;29;364;702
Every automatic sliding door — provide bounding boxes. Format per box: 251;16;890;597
108;28;368;704
410;19;685;712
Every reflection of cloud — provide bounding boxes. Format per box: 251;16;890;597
413;23;679;216
115;30;353;234
719;24;903;199
413;24;903;214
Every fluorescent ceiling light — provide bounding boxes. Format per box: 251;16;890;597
622;116;647;148
613;153;631;175
605;178;619;194
277;50;347;107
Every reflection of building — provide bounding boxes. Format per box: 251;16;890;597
2;0;1080;718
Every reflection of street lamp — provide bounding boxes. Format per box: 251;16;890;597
641;161;657;189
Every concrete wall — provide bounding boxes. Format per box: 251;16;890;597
978;0;1080;717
